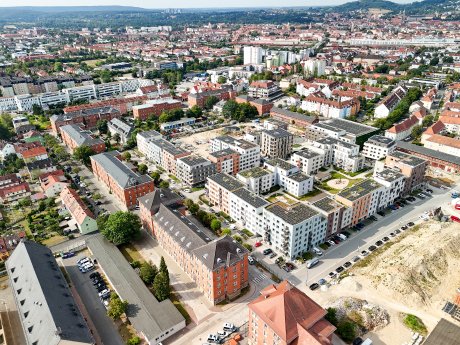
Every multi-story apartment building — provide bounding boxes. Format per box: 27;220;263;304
290;149;324;175
143;190;249;305
248;281;335;345
264;159;313;197
207;173;245;215
301;95;359;119
132;99;182;121
136;130;162;155
39;170;69;198
188;88;236;108
237;167;275;195
90;151;155;209
208;148;240;175
260;128;293;160
51;106;121;136
373;169;405;208
309;118;378;145
310;197;352;238
64;95;146;115
59;124;106;154
269;107;318;128
175;155;217;186
229;188;269;235
210;136;260;172
60;186;98;234
107;118;133;145
0;182;30;204
263;202;327;259
362;135;396;160
62;84;97;102
384;151;428;195
248;80;283;102
335;179;384;226
385;115;419;141
243;46;264;65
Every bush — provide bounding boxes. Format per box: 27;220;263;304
325;307;338;326
232;235;243;244
243;243;253;252
336;321;356;342
403;314;427;335
127;336;141;345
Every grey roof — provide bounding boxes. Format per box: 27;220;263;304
266;158;296;171
317;118;378;137
396;141;459;166
270;107;317;123
316;136;357;149
337;179;383;201
151;138;190;156
26;158;54;171
60;124;104;147
294;149;322;159
232;188;269;208
366;135;395;148
388;150;427;167
423;318;460;345
6;241;94;345
287;172;311;182
311;197;344;213
53;106;120;122
108;118;133;136
137;130;161;140
207;173;245;191
261;128;293;139
213;136;258;150
265;202;320;225
138;188;182;215
87;234;184;344
192;236;248;271
90;151;152;188
208;148;238;158
374;168;405;183
238;166;271;179
177;155;212;167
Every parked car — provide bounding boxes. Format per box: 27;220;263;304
382;236;390;242
451;215;460;223
282;265;291;272
223;323;237;333
368;245;377;252
361;250;369;256
269;252;277;259
217;331;229;338
327;240;336;246
318;278;327;285
262;248;273;255
343;261;352;268
400;225;408;231
89;272;100;279
352;256;361;263
62;252;75;259
389;232;396;237
394;229;401;235
313;247;323;256
248;256;255;265
407;222;415;227
309;283;320;291
207;334;221;344
336;266;345;273
328;272;337;278
254;242;262;247
375;240;383;246
342;231;351;237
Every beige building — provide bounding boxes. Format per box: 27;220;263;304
260;128;293;159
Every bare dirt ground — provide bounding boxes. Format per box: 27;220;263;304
313;220;460;345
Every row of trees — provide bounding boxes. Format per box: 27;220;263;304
222;100;259;122
184;199;222;233
138;257;171;302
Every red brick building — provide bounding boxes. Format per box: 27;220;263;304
132;99;182;121
236;95;273;116
188;88;236;108
59;124;106;154
208;148;240;175
248;281;335;345
270;107;319;128
90;151;155;209
64;95;147;115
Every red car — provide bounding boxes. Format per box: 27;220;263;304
451;215;460;223
255;242;262;247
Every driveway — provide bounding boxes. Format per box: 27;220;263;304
61;254;124;345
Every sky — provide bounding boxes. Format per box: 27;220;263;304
0;0;416;8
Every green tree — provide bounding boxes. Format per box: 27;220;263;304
54;62;63;72
127;336;141;345
221;228;232;236
32;104;44;115
138;163;148;175
159;256;170;286
222;99;239;119
159;180;170;189
113;133;121;144
122;151;131;161
217;76;227;84
97;213;109;232
186;105;203;118
210;219;221;232
422;115;434;127
411;124;423;138
204;95;220;110
107;293;128;320
325;307;338;326
153;272;170;301
101;211;141;245
140;262;158;285
73;145;95;165
97;119;108;134
150;171;161;184
336;321;356;342
189;203;199;215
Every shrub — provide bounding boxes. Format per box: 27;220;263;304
403;314;427;335
336;321;356;342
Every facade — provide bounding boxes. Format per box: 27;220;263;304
229;188;269;235
6;241;94;345
60;186;98;234
260;128;293;160
210;136;260;172
424;134;460;157
310;197;352;238
362;135;396;160
207;173;245;215
270;107;318;128
175;155;217;186
384;150;428;194
243;46;264;65
264;158;314;197
248;80;283;102
59;124;106;154
132;99;182;121
235;95;274;116
208;148;240;175
136;130;162;156
0;182;30;204
90;151;155;209
39;170;69;197
290;149;324;175
374;85;407;119
301;95;359;119
310;118;378;145
385;115;419;141
237;167;275;195
107;118;133;145
303;58;327;76
188;88;235;108
263;202;326;259
248;281;335;345
160;117;196;131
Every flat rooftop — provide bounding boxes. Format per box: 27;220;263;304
374;168;405;183
232;188;270;209
311;197;343;213
266;158;296;171
294;149;322;159
265;202;320;225
208;148;238;158
424;318;460;345
366;135;395;148
238;166;271;179
337;179;383;201
262;128;292;139
319;118;378;137
207;173;245;191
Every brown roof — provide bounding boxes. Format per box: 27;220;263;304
248;281;335;344
425;121;445;135
60;187;95;225
441;109;460;118
21;146;47;159
387;115;419;134
439;116;460;125
0;182;29;198
426;134;460;149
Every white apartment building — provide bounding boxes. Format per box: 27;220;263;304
0;97;18;112
373;169;405;209
175;155;217;186
243;46;264;65
263;202;327;259
206;173;245;216
63;84;97;102
210;136;260;171
15;94;41;112
236;167;275;195
303;58;326;77
264;159;314;197
136;130;162;159
229;188;269;235
260;128;293;159
290;150;324;175
301;96;355;119
39;91;70;107
362;135;396;160
96;82;123;99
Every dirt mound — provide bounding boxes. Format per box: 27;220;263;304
353;222;460;309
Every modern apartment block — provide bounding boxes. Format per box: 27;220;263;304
248;281;335;345
90;151;155;209
248;80;283;102
384;151;428;195
230;187;270;235
372;168;405;207
142;190;249;305
210;136;260;171
263;202;326;259
310;196;352;238
136;130;162;155
208;148;240;175
264;158;313;197
362;135;396;160
59;124;106;154
207;173;245;215
175;155;217;186
290;149;324;175
260;128;293;159
309;118;378;145
6;241;94;345
237;167;275;195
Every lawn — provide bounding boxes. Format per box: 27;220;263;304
295;188;323;201
267;193;296;204
83;58;105;67
168;174;180;183
118;244;145;264
42;234;68;247
170;290;192;324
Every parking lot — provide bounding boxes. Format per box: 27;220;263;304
60;252;124;345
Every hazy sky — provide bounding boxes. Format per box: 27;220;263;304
0;0;416;8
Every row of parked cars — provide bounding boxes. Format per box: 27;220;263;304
77;256;95;273
308;221;416;291
206;323;238;344
89;271;112;307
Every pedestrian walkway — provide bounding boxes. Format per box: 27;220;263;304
252;272;268;284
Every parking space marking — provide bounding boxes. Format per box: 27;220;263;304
252;273;268;284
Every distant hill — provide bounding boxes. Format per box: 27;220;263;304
334;0;403;12
0;6;150;13
334;0;459;13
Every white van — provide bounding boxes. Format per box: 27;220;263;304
306;258;319;269
313;247;323;256
338;233;347;241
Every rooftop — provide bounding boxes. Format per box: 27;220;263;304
60;124;104;147
373;168;405;183
318;118;378;137
208;148;238;159
270;107;317;124
265;202;320;225
423;318;460;345
337;179;383;201
238;166;271;179
232;188;269;209
287;172;311;183
293;149;322;159
311;197;344;213
207;173;245;191
366;135;396;148
177;155;212;167
266;158;296;171
262;128;293;139
108;118;133;136
151;138;190;156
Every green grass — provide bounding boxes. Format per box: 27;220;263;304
333;166;371;177
168;174;180;183
403;314;427;335
170;290;192;324
241;229;254;237
191;186;205;192
118;244;145;265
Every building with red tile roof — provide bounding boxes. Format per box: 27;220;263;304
39;170;69;197
248;281;335;345
60;186;97;234
385;115;419;141
0;182;30;204
424;134;460;157
20;146;48;163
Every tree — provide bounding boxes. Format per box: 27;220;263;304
140;262;158;285
325;307;338;326
217;76;227;84
222;99;239;119
411;125;423;138
153;272;170;301
159;180;170;189
97;119;108;134
32;104;44;116
113;133;121;144
73;145;95;165
189;203;199;215
159;256;170;286
122;151;131;161
210;219;221;232
97;213;109;231
221;228;232;236
429;57;439;66
138;163;148;175
150;171;161;184
186;105;203;118
127;337;141;345
107;293;128;320
54;62;63;72
101;211;141;245
422;115;434;127
336;321;356;342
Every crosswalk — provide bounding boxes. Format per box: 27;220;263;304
252;272;269;284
